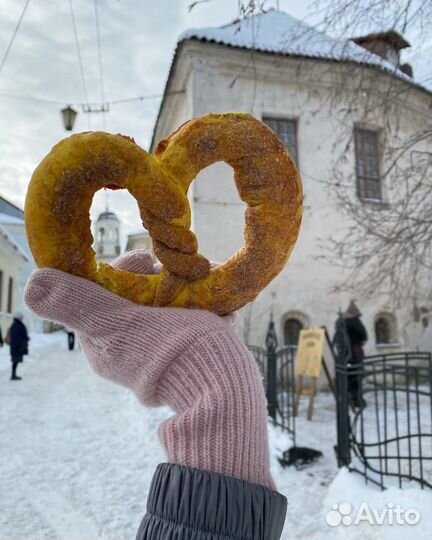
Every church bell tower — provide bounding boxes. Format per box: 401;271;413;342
94;207;121;263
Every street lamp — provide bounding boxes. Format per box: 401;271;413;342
61;105;78;131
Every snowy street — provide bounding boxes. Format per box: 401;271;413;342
1;334;431;540
0;334;169;540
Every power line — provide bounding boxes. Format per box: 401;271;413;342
68;0;89;106
110;90;184;104
0;0;31;77
94;0;106;128
94;0;105;103
0;89;184;108
0;92;64;105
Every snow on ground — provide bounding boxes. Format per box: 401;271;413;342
0;331;64;373
0;334;431;540
321;468;432;539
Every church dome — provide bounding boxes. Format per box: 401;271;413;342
97;211;119;222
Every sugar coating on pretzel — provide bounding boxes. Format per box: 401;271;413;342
25;113;303;315
154;113;303;313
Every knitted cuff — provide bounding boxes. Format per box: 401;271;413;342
154;330;275;489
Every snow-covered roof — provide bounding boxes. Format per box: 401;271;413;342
97;211;119;222
150;9;430;151
0;212;25;225
180;9;429;92
0;223;28;262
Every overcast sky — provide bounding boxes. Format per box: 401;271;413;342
0;0;429;247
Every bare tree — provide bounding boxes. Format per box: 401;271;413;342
190;0;432;33
189;0;268;17
311;0;432;308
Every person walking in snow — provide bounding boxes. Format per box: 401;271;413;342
24;249;287;540
343;300;368;409
7;312;29;381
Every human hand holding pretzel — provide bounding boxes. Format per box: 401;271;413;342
24;249;276;489
24;112;303;315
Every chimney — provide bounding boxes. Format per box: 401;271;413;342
400;63;413;77
352;30;412;75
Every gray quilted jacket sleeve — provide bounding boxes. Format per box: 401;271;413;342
136;463;287;540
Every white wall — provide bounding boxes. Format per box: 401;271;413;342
0;234;27;337
154;41;432;355
0;220;41;333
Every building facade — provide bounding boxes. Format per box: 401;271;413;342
150;10;432;355
0;196;44;333
0;223;28;337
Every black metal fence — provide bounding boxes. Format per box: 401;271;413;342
247;316;296;443
333;316;432;489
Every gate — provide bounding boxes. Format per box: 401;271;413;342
333;315;432;489
248;316;296;442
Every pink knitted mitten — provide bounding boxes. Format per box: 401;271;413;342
24;250;275;489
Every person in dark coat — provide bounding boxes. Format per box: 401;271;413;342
343;300;368;408
8;312;29;381
66;328;75;350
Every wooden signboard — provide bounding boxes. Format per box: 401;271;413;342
295;328;325;378
294;327;334;420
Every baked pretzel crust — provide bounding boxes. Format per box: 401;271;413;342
25;113;303;315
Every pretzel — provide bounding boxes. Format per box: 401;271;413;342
25;113;303;315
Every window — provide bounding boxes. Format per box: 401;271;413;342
354;128;381;200
263;118;298;163
0;270;3;311
375;313;398;345
7;277;13;313
284;318;303;348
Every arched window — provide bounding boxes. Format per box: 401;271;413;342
284;318;303;348
375;313;397;345
97;227;105;243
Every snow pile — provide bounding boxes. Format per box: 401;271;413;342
267;389;432;539
321;467;432;539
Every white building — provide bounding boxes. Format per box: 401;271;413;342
94;209;121;264
125;230;153;254
0;196;32;335
150;10;432;354
0;225;28;329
